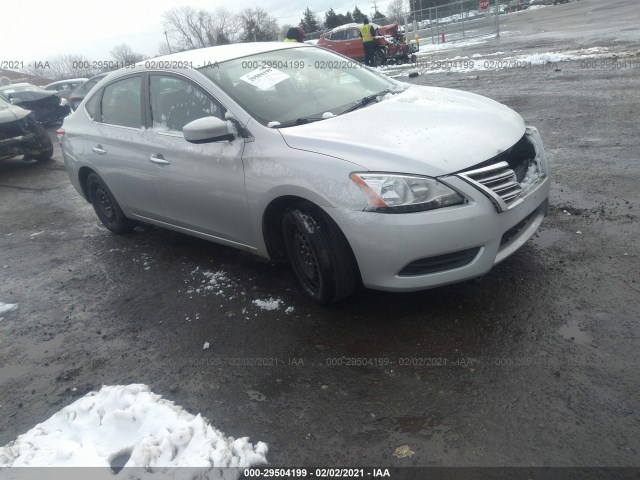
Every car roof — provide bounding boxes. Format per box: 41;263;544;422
325;22;382;33
45;78;88;87
139;42;307;69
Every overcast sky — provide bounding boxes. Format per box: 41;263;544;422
1;0;393;62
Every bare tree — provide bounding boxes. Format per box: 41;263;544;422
162;6;216;51
111;44;146;66
387;0;409;22
212;7;241;45
239;8;279;42
23;54;93;81
161;6;243;51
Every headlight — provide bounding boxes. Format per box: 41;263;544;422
350;172;465;213
60;97;68;106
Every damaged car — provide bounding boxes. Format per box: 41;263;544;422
0;83;71;124
0;96;53;162
318;23;419;66
60;43;550;304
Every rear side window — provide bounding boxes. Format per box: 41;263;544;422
83;78;100;94
101;76;141;128
149;75;225;134
346;28;360;40
85;92;101;121
329;30;345;41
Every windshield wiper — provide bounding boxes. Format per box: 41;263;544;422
270;117;324;128
341;90;390;115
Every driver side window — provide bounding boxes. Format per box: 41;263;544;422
150;75;226;134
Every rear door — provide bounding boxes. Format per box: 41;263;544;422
82;75;164;220
344;28;365;61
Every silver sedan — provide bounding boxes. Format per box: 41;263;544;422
60;42;550;304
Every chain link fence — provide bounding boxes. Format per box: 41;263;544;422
306;0;502;46
399;0;502;45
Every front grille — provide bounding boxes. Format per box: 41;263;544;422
457;134;543;212
462;161;523;206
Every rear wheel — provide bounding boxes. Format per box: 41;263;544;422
87;173;133;234
282;202;359;304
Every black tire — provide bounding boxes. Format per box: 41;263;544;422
86;173;133;234
33;124;53;162
282;202;359;304
373;49;386;67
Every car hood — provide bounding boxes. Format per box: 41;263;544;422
0;105;30;124
278;85;526;177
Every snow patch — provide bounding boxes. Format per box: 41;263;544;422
186;270;236;299
252;298;282;311
321;112;335;119
0;303;18;315
0;384;268;469
267;121;281;128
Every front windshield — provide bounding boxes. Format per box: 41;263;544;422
199;46;406;127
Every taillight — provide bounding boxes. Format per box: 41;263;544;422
56;128;65;145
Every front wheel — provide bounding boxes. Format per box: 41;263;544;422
282;203;359;304
33;124;53;162
87;173;134;234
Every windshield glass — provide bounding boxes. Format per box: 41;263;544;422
199;46;406;127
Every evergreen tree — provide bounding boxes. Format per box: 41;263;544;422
334;13;349;26
324;8;341;29
352;6;366;23
300;7;321;33
373;9;385;20
345;11;354;23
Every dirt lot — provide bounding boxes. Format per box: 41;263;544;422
1;0;639;470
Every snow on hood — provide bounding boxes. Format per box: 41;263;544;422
279;85;525;177
0;384;268;471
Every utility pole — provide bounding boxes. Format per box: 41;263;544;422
371;0;380;19
163;31;172;54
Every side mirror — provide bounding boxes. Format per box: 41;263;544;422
183;116;234;144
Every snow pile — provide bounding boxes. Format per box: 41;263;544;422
321;112;335;119
0;384;268;470
252;298;282;311
0;302;18;316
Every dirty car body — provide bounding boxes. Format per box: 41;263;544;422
0;97;54;162
60;43;550;303
0;83;71;124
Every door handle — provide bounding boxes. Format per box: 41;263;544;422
149;154;170;165
92;145;106;154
